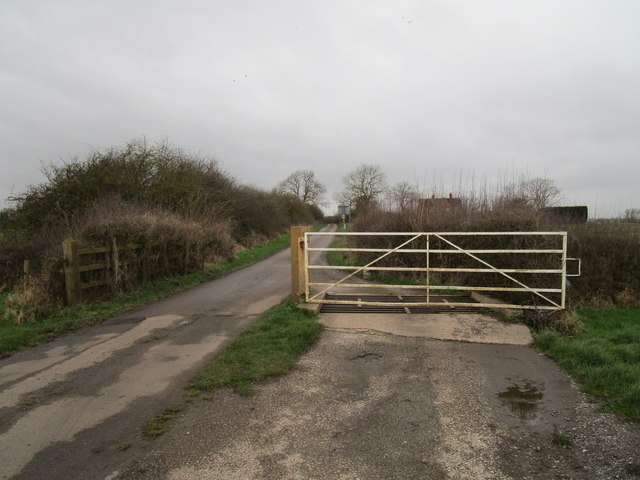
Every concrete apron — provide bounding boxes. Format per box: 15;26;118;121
319;312;533;346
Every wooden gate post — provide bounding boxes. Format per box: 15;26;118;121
290;226;309;303
63;238;81;306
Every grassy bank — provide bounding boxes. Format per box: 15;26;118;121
0;227;322;358
191;298;322;396
534;308;640;422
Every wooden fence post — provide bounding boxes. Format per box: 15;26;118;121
23;259;30;288
142;240;148;283
63;238;81;306
290;226;309;303
111;237;120;291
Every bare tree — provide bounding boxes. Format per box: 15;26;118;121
388;181;420;211
336;163;387;209
275;169;326;206
624;208;640;222
522;177;561;210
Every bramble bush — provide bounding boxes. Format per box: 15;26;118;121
0;139;323;320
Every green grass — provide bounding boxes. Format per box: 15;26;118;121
534;307;640;422
0;226;323;358
324;237;465;295
142;404;183;438
325;237;364;269
551;430;573;448
191;298;322;396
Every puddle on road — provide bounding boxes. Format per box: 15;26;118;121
497;380;544;420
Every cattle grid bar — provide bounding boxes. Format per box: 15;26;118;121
304;231;581;311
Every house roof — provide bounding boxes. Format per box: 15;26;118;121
417;194;462;210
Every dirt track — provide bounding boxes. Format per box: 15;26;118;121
114;328;640;480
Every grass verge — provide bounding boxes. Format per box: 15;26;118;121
0;226;323;358
534;307;640;422
191;298;322;396
142;404;184;438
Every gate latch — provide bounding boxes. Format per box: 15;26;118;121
566;258;581;277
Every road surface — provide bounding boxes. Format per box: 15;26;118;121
2;225;639;479
0;227;336;480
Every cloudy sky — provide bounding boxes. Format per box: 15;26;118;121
1;0;639;217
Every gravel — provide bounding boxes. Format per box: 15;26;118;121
116;329;640;480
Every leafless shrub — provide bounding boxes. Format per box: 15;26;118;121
1;138;324;323
624;208;640;222
71;197;235;297
565;222;640;307
350;182;640;309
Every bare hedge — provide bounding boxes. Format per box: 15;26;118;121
0;139;323;311
350;205;639;308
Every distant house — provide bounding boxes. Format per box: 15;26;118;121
416;193;462;211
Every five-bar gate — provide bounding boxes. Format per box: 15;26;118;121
303;231;581;311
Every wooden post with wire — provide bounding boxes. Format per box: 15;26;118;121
290;226;309;302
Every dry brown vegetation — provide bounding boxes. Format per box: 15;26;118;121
0;139;323;321
349;189;640;311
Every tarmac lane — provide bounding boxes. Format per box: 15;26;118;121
0;226;337;480
3;223;639;479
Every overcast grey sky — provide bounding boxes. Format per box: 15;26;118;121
1;0;639;217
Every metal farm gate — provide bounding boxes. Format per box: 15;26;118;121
303;231;581;312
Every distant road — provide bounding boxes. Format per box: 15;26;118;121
0;225;336;480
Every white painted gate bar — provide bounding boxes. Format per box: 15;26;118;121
304;231;580;311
